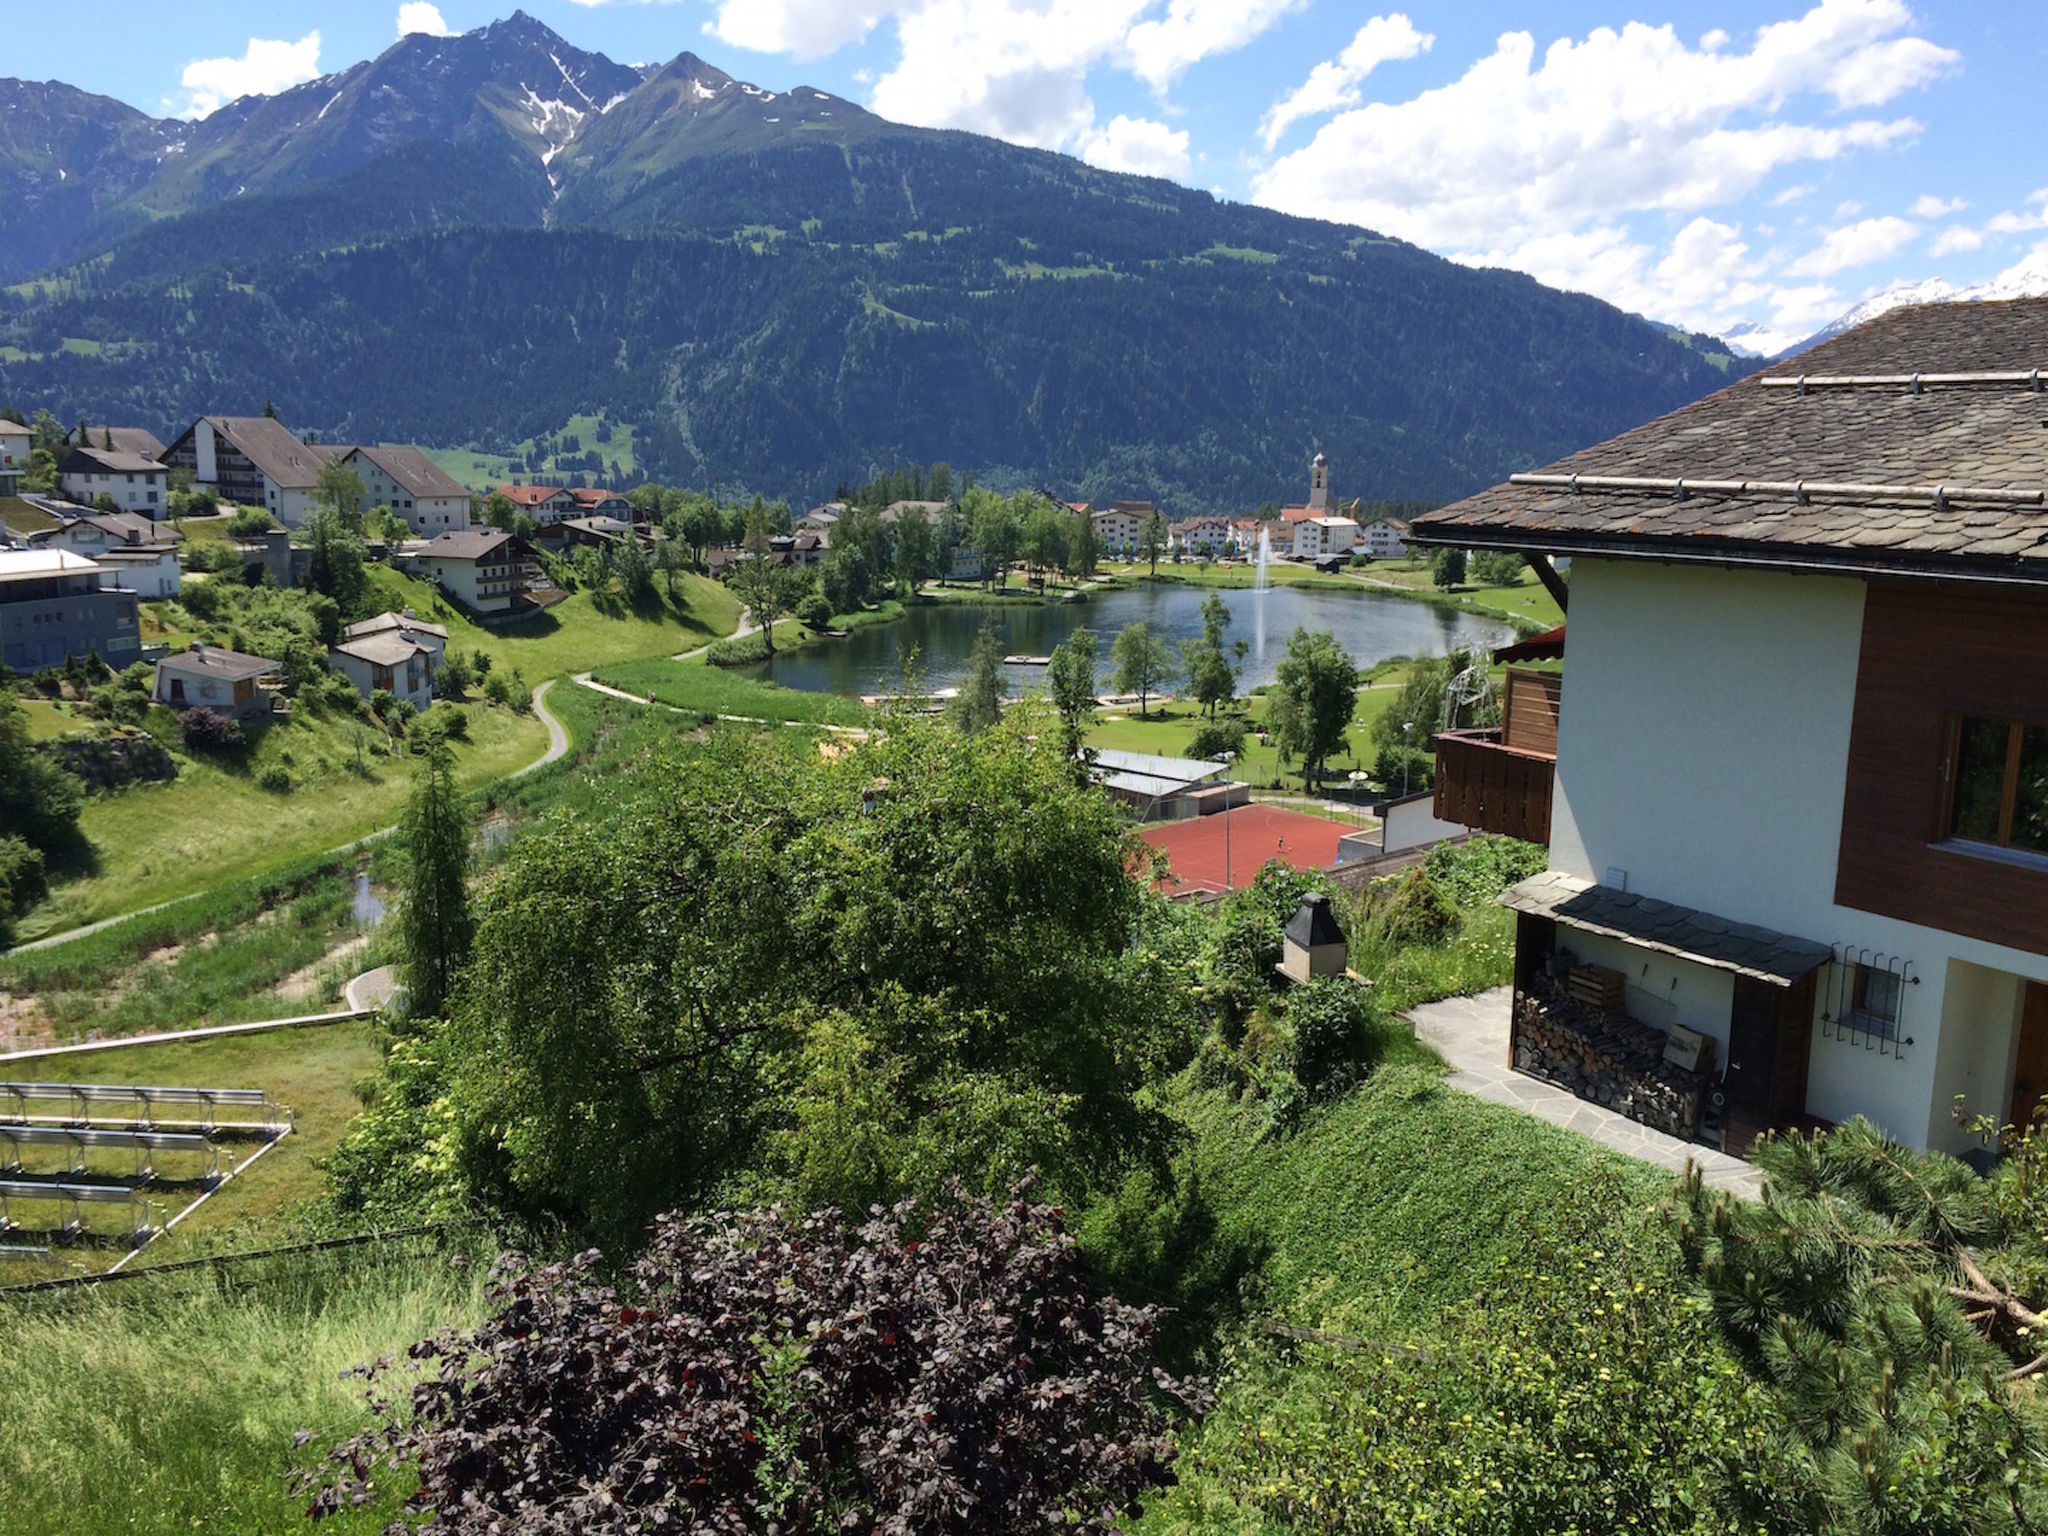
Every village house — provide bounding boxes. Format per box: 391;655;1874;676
1176;518;1232;557
796;502;845;533
410;528;539;613
567;486;633;520
57;445;171;518
1415;297;2048;1160
330;612;447;713
152;644;278;720
1359;515;1412;560
334;445;473;534
1291;515;1360;561
0;419;32;473
0;548;141;671
496;484;579;526
1091;505;1148;558
536;515;639;554
879;499;948;525
30;510;182;598
163;415;324;526
65;425;166;460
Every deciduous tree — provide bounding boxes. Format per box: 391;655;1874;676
1183;592;1243;717
1140;510;1169;575
1272;626;1357;790
1111;620;1178;717
1045;626;1099;761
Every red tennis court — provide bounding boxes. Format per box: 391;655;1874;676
1139;805;1351;894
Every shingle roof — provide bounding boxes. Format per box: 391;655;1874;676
332;632;432;667
497;484;572;506
344;610;449;641
60;446;167;476
418;529;520;561
72;426;166;459
1412;298;2048;584
195;417;324;490
1499;871;1831;987
157;644;279;681
347;445;469;500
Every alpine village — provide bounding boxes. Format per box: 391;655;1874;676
0;7;2045;1535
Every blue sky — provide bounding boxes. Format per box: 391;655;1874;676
19;2;2046;351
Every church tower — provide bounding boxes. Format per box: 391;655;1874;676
1308;449;1330;512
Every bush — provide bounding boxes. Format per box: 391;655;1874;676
1209;903;1283;1030
481;673;510;707
431;650;473;700
1369;868;1458;946
796;591;833;631
705;630;773;667
1374;741;1433;793
1286;976;1389;1094
225;507;276;538
1469;550;1526;587
301;1187;1206;1534
256;765;291;793
1430;547;1466;589
176;707;244;752
0;833;49;929
1422;835;1546;908
369;687;398;721
1188;716;1248;761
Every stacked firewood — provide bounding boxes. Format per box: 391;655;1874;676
1513;979;1705;1138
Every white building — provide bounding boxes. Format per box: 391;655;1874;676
1359;516;1411;560
330;611;445;712
1417;297;2048;1159
164;416;324;526
33;511;182;598
1292;516;1359;560
1091;505;1149;559
57;447;171;518
0;420;31;472
1176;518;1231;557
409;529;538;613
336;446;472;535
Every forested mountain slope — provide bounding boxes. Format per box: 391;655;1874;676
0;13;1737;511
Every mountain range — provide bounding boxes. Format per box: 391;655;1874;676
0;12;1741;514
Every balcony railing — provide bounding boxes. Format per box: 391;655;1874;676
1434;729;1555;844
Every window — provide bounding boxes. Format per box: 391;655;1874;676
1944;716;2048;856
1851;964;1902;1031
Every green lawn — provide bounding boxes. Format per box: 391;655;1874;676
25;700;545;939
592;657;873;727
16;696;76;741
362;565;741;680
0;1019;384;1277
1362;557;1567;629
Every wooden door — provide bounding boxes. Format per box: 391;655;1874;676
2010;983;2048;1129
1722;975;1815;1155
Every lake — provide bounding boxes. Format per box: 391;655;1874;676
743;583;1516;697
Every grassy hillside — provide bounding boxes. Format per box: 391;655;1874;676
361;565;741;679
24;698;544;939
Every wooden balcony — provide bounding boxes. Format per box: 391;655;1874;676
1434;728;1555;844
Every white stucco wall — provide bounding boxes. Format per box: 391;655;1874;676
1549;558;2048;1150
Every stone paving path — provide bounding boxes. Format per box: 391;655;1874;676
1407;987;1766;1199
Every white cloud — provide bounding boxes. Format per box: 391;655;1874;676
1259;13;1433;151
1080;114;1191;178
398;3;455;38
1786;214;1919;275
1250;2;1955;342
1986;189;2048;235
706;0;1296;156
1769;183;1815;206
1124;0;1307;92
1930;225;1985;256
1909;193;1966;218
171;32;323;119
1834;199;1864;218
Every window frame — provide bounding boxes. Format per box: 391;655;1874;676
1938;713;2048;857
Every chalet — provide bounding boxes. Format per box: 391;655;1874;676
536;515;638;553
1360;515;1411;560
796;503;845;532
567;486;633;519
153;644;278;720
410;529;538;613
164;416;324;526
0;420;31;472
1291;515;1359;561
336;446;472;534
30;511;182;598
496;484;578;526
1413;298;2048;1160
330;613;446;713
0;549;140;671
57;446;171;518
65;425;166;460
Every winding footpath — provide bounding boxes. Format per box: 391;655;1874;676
5;681;571;958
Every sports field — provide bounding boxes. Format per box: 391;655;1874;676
1139;804;1351;894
